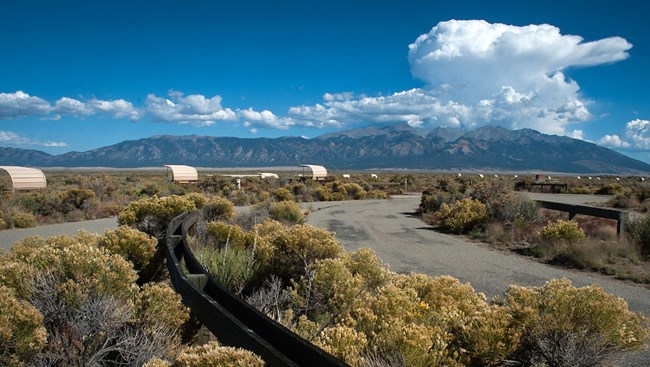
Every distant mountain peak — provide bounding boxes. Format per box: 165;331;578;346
1;124;649;174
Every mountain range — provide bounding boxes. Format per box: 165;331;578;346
2;124;649;174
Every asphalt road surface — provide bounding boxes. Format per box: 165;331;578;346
305;195;650;366
0;217;119;251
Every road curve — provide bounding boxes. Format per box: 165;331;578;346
304;196;650;366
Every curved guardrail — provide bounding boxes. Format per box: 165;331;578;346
165;211;349;367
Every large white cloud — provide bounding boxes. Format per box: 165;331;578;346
0;91;51;119
288;20;631;136
146;91;237;126
0;130;67;147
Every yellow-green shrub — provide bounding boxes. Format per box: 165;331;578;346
134;282;190;331
273;187;293;202
0;232;190;366
268;200;305;225
202;196;234;222
503;278;649;366
172;341;264;367
263;224;344;281
539;219;585;245
118;194;199;236
98;225;158;271
0;286;47;367
11;212;37;229
205;221;253;249
5;233;138;300
436;198;487;234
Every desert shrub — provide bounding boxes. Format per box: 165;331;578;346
273;187;294;202
625;214;650;256
262;223;345;281
502;278;650;366
538;219;585;246
118;194;200;237
291;257;365;321
312;186;332;201
436;198;487;234
0;285;47;367
184;192;206;208
269;200;305;225
595;183;629;196
345;247;391;289
98;225;158;271
6;233;138;300
341;183;367;200
59;188;96;214
202;196;235;222
205;221;253;249
17;191;60;216
0;232;189;367
11;212;37;228
134;282;190;331
419;189;455;214
366;189;388;199
608;194;639;209
171;341;264;367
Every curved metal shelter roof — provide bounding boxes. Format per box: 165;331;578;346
164;164;198;183
300;164;327;180
0;166;47;190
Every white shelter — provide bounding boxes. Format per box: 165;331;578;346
259;172;279;179
164;165;198;183
300;164;327;181
0;166;47;191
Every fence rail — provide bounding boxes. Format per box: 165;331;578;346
535;200;627;236
165;211;350;367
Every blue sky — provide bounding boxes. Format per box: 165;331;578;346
1;0;650;162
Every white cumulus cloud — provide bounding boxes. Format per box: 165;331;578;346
403;19;631;135
597;134;630;148
146;91;237;126
238;108;295;130
0;91;51;119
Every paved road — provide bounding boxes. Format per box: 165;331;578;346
0;217;119;251
304;196;650;366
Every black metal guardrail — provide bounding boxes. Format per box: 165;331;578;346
535;200;627;236
165;211;350;367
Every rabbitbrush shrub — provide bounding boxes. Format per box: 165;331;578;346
538;219;585;246
436;198;487;234
502;278;649;367
0;231;190;366
118;194;201;237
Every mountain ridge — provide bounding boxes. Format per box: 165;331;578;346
1;125;649;174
